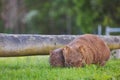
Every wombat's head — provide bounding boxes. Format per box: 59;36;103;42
63;46;84;67
49;48;65;67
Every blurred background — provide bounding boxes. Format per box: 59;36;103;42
0;0;120;34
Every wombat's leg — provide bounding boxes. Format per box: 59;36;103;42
99;61;106;66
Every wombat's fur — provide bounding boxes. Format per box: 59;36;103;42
50;34;110;67
49;48;65;67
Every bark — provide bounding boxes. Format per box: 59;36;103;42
0;34;120;57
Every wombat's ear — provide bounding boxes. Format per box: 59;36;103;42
79;45;86;53
63;46;70;56
49;50;53;55
63;46;70;51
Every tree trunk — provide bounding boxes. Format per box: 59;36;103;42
1;0;26;33
0;34;120;57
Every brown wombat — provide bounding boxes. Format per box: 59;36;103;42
50;34;110;67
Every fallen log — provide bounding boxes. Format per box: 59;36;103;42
0;34;120;57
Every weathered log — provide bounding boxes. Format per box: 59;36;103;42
0;34;120;57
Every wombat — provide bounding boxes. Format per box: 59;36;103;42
50;34;110;67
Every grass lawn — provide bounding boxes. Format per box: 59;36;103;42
0;56;120;80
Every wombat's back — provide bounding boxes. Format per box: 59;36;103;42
66;34;110;66
85;34;110;65
82;34;110;65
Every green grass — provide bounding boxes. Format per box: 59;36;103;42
0;56;120;80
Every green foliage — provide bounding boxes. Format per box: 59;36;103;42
0;0;120;34
24;0;120;34
0;56;120;80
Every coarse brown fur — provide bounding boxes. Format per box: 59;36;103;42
50;34;110;67
49;48;65;67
